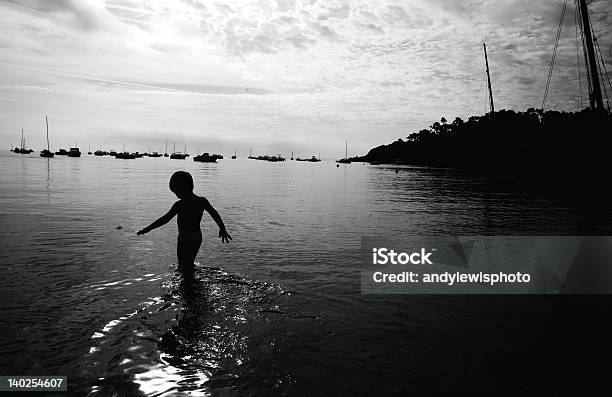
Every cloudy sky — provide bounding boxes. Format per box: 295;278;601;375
0;0;610;157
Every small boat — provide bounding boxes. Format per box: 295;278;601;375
193;153;217;162
291;151;294;160
249;154;286;162
67;147;81;157
115;151;136;159
94;150;104;156
267;155;285;162
297;155;320;162
212;154;223;160
87;145;92;155
55;148;68;155
149;151;162;158
231;149;237;159
109;150;117;156
40;116;54;158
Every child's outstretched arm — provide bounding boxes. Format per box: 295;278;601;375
202;198;232;243
137;203;178;235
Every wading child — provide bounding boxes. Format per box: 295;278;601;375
137;171;231;276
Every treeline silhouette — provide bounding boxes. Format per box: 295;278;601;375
354;108;612;173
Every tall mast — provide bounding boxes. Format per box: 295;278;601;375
483;43;495;113
46;116;49;151
578;0;603;110
345;141;348;159
21;129;24;149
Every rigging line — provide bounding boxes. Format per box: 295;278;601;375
574;2;583;109
485;75;488;113
592;30;612;109
542;0;567;111
578;10;592;100
595;45;611;110
465;72;487;119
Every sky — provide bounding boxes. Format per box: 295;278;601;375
0;0;610;158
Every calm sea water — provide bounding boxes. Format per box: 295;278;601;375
2;151;612;396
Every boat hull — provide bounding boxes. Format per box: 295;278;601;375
193;156;217;163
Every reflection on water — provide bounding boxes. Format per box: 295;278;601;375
85;265;290;396
2;152;612;395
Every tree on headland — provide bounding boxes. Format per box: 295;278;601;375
353;108;612;172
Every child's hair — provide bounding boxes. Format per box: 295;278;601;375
170;171;194;194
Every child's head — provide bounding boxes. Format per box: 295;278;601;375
169;171;193;198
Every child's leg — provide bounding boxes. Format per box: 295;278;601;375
177;235;202;276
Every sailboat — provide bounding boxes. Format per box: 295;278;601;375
67;141;81;157
149;146;162;158
336;141;351;163
40;116;54;158
164;140;169;157
115;144;135;159
170;141;187;159
193;152;217;162
16;129;33;154
87;144;92;155
231;148;237;159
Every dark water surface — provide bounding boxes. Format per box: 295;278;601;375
2;151;612;396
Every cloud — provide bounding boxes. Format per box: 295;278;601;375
4;0;117;31
0;84;51;92
0;0;610;156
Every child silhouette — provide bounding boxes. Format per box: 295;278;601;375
137;171;231;276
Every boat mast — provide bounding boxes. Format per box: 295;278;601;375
578;0;604;110
483;43;495;113
345;141;348;159
46;116;49;151
21;129;24;150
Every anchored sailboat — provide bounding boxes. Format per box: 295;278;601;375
170;142;188;159
15;129;33;154
336;141;351;163
542;0;610;111
40;116;54;158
